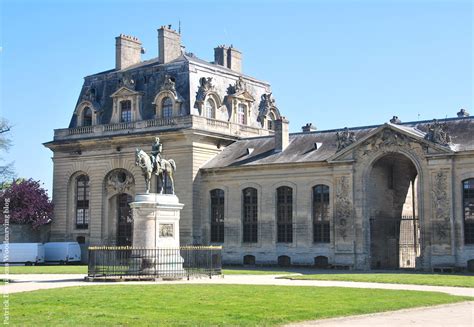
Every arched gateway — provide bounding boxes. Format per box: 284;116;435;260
368;153;420;269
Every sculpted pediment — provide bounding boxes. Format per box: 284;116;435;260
229;90;255;102
110;86;142;98
329;123;453;162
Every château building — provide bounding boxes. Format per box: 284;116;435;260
45;26;474;271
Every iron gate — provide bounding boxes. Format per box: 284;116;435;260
370;216;420;269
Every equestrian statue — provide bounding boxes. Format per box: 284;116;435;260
135;137;176;194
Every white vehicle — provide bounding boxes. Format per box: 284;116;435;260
44;242;81;264
0;243;45;265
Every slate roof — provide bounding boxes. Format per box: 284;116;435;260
202;116;474;169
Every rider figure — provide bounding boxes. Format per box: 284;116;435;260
150;137;162;174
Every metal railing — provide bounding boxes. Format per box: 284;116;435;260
88;246;222;280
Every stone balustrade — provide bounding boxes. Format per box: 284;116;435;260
53;115;271;141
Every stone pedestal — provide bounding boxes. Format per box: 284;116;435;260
129;194;185;276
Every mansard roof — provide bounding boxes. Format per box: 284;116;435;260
202;116;474;169
70;53;270;129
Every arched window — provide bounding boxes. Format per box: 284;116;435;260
120;100;132;122
82;107;92;126
463;179;474;244
242;187;258;243
237;103;246;125
75;175;89;229
277;186;293;243
162;97;173;119
278;255;291;266
313;184;330;243
205;98;216;119
210;189;225;243
243;255;256;266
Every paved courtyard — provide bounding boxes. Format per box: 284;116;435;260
1;273;473;326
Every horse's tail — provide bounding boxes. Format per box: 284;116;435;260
169;159;176;172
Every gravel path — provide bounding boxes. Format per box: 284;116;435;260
1;273;473;326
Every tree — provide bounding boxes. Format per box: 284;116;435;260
0;179;53;229
0;118;14;185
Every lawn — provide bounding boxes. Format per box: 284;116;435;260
8;284;471;326
2;265;293;276
3;265;88;274
282;272;474;288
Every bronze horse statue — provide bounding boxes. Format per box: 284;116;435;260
135;148;176;194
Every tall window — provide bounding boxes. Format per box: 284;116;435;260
82;107;92;126
120;100;132;122
463;179;474;244
162;97;173;118
243;188;258;243
313;185;330;243
237;104;246;125
277;186;293;243
210;189;225;243
117;193;133;246
205;98;216;119
75;175;89;229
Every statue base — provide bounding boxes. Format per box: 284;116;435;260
129;193;185;276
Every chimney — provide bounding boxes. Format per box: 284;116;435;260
214;45;242;73
301;123;317;133
115;34;142;70
214;45;228;68
158;25;182;64
275;117;290;152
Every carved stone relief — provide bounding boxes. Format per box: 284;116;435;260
335;176;352;242
105;169;135;194
160;74;176;93
430;170;452;245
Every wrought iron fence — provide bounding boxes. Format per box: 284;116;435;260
88;246;222;280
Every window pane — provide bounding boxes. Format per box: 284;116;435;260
76;175;90;229
238;104;246;125
83;107;92;126
243;188;258;243
120;101;132;122
313;185;330;243
210;189;225;243
277;186;293;243
205;99;215;118
162;97;173;118
463;179;474;244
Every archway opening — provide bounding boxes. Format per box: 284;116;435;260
368;153;420;269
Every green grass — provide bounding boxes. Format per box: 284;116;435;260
9;284;471;326
4;265;87;274
282;273;474;288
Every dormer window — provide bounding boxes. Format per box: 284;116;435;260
82;107;93;126
162;97;173;118
120;100;132;122
238;103;246;125
205;98;216;119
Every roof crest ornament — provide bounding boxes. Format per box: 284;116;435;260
336;127;356;151
424;119;451;146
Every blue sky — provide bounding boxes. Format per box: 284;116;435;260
1;0;472;196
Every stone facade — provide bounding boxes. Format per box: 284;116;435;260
44;27;474;270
